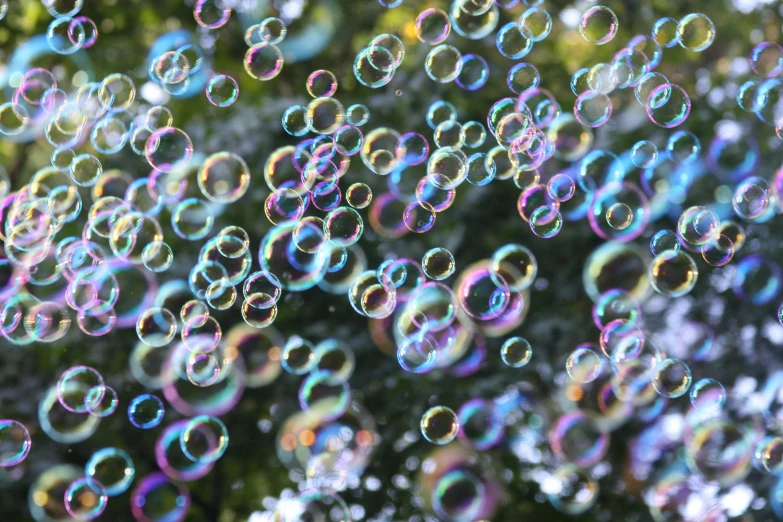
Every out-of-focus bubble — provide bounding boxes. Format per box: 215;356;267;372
172;198;214;240
579;6;618;45
128;394;165;429
259;17;287;44
456;53;489;91
546;465;599;515
551;410;609;467
0;420;31;467
422;248;456;281
650;250;698;297
420;406;459;444
631;140;659;168
666;130;700;164
500;336;532;368
64;477;107;520
194;0;231;28
130;473;190;522
566;344;604;383
677;13;715;52
416;8;451;45
282;336;315;375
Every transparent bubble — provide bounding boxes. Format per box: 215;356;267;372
70;153;103;187
500;336;532;368
198;151;250;204
650;230;680;256
456;53;489;91
206;74;238;107
645;82;689;128
631;140;658;168
570;67;601;96
259;17;287;44
530;206;562;238
306;69;338;98
422;247;456;281
172;198;214;240
677;205;719;246
194;0;231;29
652;358;691;398
127;394;164;429
306;97;345;134
420;406;459;444
136;307;177;347
566;344;604;383
732;176;771;220
750;42;783;78
415;8;451;45
666;130;700;164
579;6;618;45
398;336;437;373
282;336;316;375
606;202;633;230
677;13;715;52
298;370;351;421
145;126;193;173
701;234;734;267
653;17;679;48
65;478;107;520
546;466;599;515
650;250;698;298
85;447;135;496
346;104;370;126
425;45;463;83
496;22;534;60
574;91;612;127
689;378;726;412
519;7;552;42
0;420;31;467
180;415;229;463
244;43;283;81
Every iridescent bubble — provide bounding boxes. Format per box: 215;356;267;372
193;0;231;29
145;126;193;173
130;473;190;522
606;202;633;230
650;230;680;256
551;411;609;467
750;42;783;78
646;84;690;128
653;17;679;48
631;140;658;168
180;415;229;463
128;394;165;429
0;420;31;467
136;307;177;347
500;336;532;368
701;234;734;267
456;53;489;91
346;104;370;126
64;477;107;520
677;13;715;52
57;366;104;414
425;45;463;83
415;8;451;45
732;176;771;220
282;336;315;375
206;74;238;107
306;69;338;98
507;63;540;95
689;378;726;413
677;205;719;247
422;248;455;281
420;406;459;444
546;466;599;515
397;336;437;373
519;7;552;42
666;130;700;164
84;448;135;498
173;198;214;240
566;344;604;383
574;91;612;127
299;370;351;422
649;250;698;298
579;6;618;45
652;358;691;398
244;43;283;81
496;22;534;60
259;17;287;44
489;244;537;293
